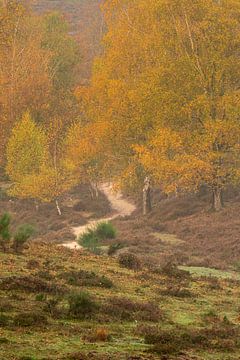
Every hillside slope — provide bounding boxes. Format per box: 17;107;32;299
111;187;240;270
1;242;240;359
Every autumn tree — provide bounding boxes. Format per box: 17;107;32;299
78;0;240;211
64;121;109;197
0;0;52;165
6;112;74;214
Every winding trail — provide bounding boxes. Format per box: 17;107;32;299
61;183;136;250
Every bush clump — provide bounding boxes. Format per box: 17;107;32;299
62;270;114;289
143;323;240;355
13;224;35;253
159;261;190;280
0;313;10;327
79;228;99;254
14;312;48;327
79;222;117;254
95;222;117;240
103;297;162;322
0;212;35;253
160;286;193;298
118;252;142;271
108;242;124;256
43;297;62;318
0;275;66;294
68;292;99;319
83;328;112;343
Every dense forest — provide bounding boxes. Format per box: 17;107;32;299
1;1;240;359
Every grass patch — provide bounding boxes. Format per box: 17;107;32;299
179;266;240;280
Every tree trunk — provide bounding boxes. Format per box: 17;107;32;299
212;187;223;211
55;200;62;216
89;184;94;199
143;176;152;215
89;182;99;199
94;183;99;198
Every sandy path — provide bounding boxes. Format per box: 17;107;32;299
61;183;136;250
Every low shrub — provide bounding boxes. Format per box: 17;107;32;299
61;270;114;289
0;299;13;312
14;312;48;327
108;242;124;256
95;328;111;342
83;328;111;343
202;309;220;324
27;259;40;270
0;337;10;344
35;293;46;302
0;275;66;294
160;262;190;280
36;270;54;281
68;292;98;319
0;213;35;254
118;252;142;271
43;297;62;318
160;286;193;298
144;323;240;355
0;313;9;327
103;297;162;322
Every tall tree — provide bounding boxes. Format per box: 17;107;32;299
0;0;51;165
6;111;74;214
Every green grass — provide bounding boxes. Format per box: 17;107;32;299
179;265;240;280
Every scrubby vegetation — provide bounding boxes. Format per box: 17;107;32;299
0;213;35;253
0;242;240;359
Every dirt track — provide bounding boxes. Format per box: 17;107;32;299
61;183;136;249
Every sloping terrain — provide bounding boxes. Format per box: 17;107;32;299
1;242;240;359
111;187;240;270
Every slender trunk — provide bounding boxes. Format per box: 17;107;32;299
89;184;94;199
55;200;62;216
94;183;99;198
212;187;223;211
89;182;99;199
143;176;152;215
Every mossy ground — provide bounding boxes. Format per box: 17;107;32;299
0;243;240;359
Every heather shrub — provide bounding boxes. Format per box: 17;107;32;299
118;252;142;270
68;292;98;319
